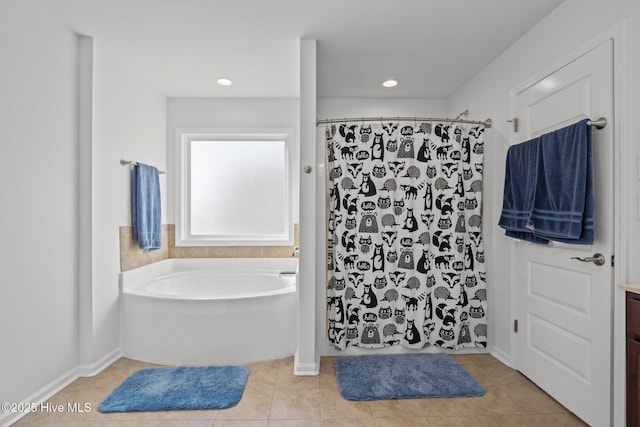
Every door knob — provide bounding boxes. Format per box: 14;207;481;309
570;253;605;266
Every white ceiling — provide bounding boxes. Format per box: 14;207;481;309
50;0;564;99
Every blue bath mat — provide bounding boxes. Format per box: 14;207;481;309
333;353;484;400
98;365;248;412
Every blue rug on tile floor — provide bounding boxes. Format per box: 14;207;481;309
98;365;248;412
333;353;484;400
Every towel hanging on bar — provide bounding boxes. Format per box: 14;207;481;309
498;118;594;245
131;163;162;251
120;159;166;174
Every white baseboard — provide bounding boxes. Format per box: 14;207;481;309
489;346;512;368
293;348;320;376
0;366;78;427
77;347;123;377
0;348;122;427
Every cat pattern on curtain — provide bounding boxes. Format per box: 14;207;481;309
327;121;487;350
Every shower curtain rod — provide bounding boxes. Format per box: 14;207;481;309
316;116;493;128
120;159;166;174
316;116;607;130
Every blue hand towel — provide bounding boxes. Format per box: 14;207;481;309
498;138;540;238
529;119;594;244
132;163;161;251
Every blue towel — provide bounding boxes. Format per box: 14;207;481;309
132;163;161;251
498;139;541;239
529;119;593;244
505;229;550;245
498;119;594;245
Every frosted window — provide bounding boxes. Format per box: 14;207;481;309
190;140;286;237
175;129;293;246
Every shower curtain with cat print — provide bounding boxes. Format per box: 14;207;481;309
326;121;487;350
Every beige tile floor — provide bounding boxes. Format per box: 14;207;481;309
13;354;587;426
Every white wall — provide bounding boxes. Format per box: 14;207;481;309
448;1;640;424
0;2;79;417
298;38;319;374
315;98;448;355
317;98;447;120
166;98;300;224
90;41;167;361
0;5;167;423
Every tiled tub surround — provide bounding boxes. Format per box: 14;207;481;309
119;224;170;271
120;224;299;271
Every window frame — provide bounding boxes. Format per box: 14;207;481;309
175;128;294;246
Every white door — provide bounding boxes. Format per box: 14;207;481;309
512;40;614;426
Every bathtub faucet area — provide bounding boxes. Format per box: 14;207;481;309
279;271;297;278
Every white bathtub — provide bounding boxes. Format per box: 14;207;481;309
121;258;298;366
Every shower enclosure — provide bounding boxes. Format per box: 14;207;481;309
324;117;488;351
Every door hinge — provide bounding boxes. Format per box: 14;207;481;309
514;319;519;333
611;254;615;267
507;117;519;132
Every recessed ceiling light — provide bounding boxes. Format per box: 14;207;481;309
217;78;232;86
382;79;398;88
